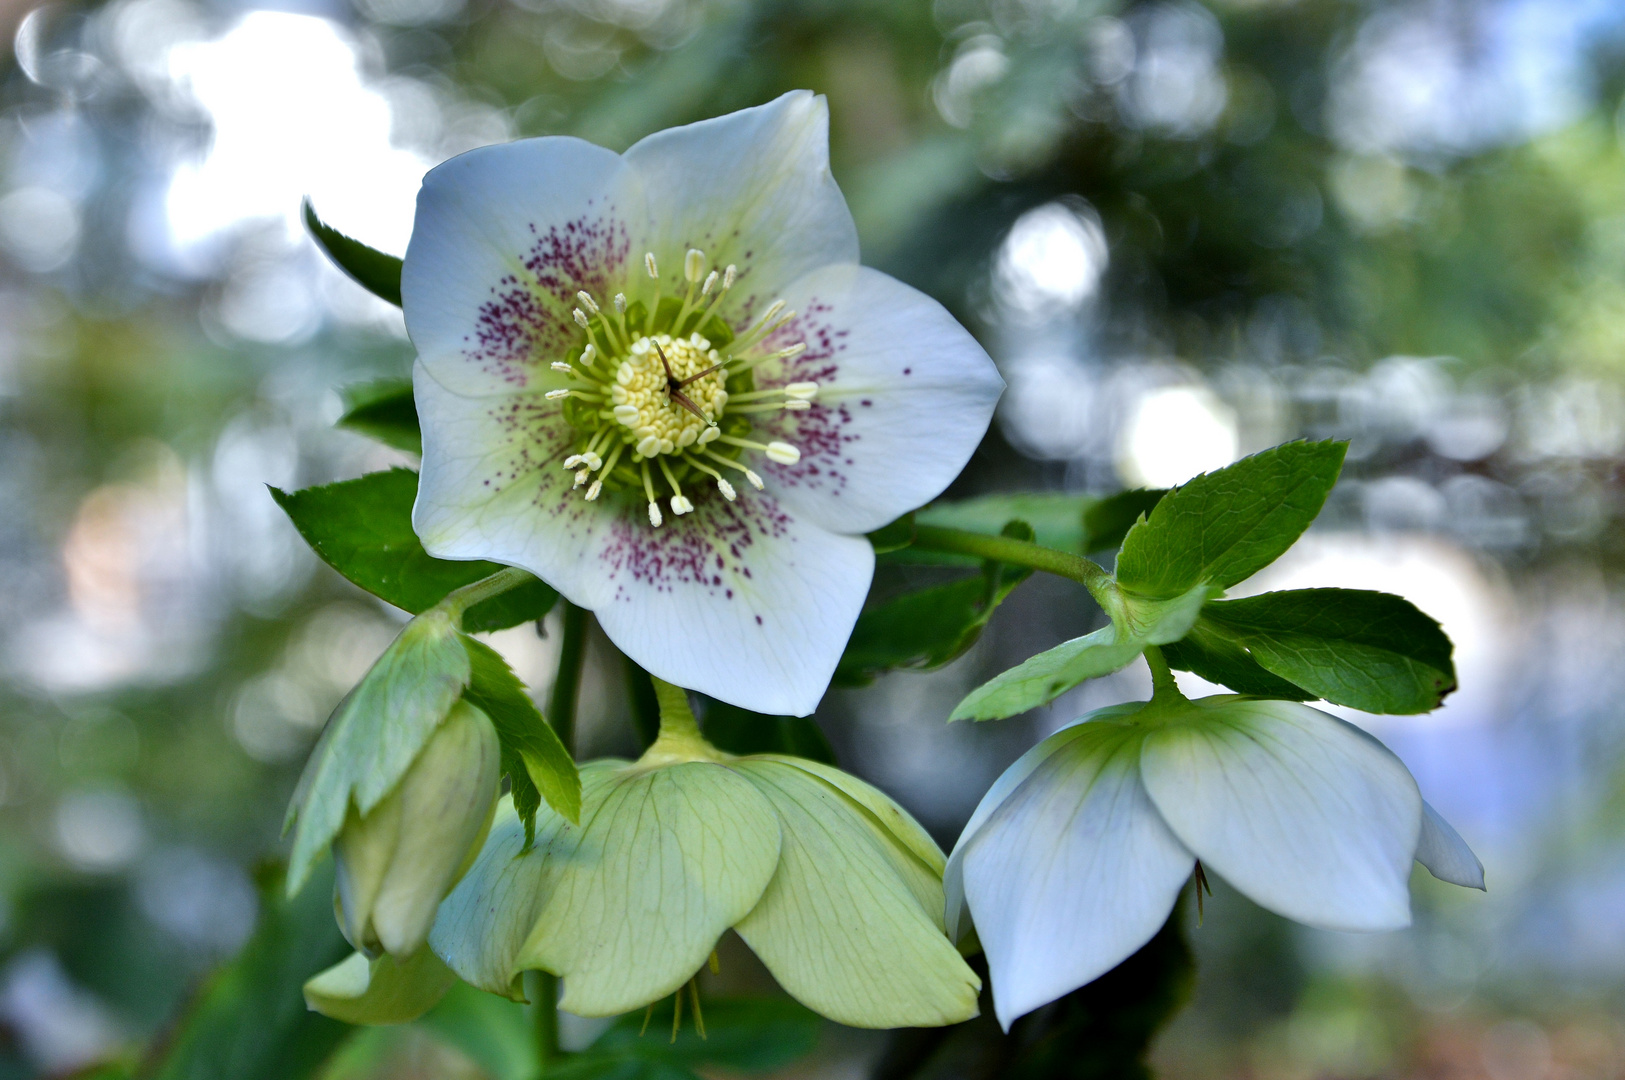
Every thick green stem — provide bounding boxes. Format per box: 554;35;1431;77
547;602;589;757
644;676;723;762
911;525;1113;606
527;970;560;1067
1144;645;1182;701
436;566;536;622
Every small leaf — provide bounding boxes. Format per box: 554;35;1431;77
337;379;420;454
1161;621;1313;700
271;468;557;633
304;198;402;306
701;698;837;764
1116;441;1346;598
1200;588;1457;714
835;521;1034;686
462;636;580;825
1082;487;1167;553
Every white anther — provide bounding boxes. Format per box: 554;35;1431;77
701;270;718;296
766;441;801;465
581;344;597;365
717;478;736;501
745;469;764;490
785;381;819;399
582;451;602;470
611;385;628;404
574;469;589;488
552;361;575;374
573;308;590;328
637;435;661;457
684;249;705;282
614;293;627;313
614;405;641;425
784;400;811;411
617;362;634;385
645;252;659;279
697;427;720;445
585;480;602;501
780;342;807;359
723;265;736;289
576;291;599;314
671;495;693;515
564;455;584;469
546;389;571;400
648;501;663;527
760;299;785;324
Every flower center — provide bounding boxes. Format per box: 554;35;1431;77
544;248;816;527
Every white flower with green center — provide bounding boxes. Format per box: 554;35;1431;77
946;694;1485;1029
428;681;982;1029
404;91;1003;715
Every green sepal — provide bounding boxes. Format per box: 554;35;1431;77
867;512;916;554
302;947;456;1026
336;378;420;454
1199;588;1457;713
303;198;402;306
1116;440;1347;598
949;581;1212;721
461;636;581;833
271;468;557;633
835;521;1035;686
544;998;822;1079
700;697;837;764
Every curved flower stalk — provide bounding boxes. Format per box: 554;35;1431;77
429;680;981;1029
404;90;1004;716
947;692;1485;1029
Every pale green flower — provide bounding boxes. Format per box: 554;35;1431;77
429;682;980;1029
947;695;1485;1029
403;90;1003;716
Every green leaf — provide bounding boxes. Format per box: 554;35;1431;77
950;582;1212;721
866;513;916;554
416;982;535;1080
1082;488;1167;553
303;199;402;306
139;864;351;1080
462;636;581;827
918;494;1093;553
835;521;1035;686
700;698;837;765
1115;441;1347;598
553;997;821;1078
1161;620;1313;700
1199;588;1457;713
336;379;420;455
271;468;557;633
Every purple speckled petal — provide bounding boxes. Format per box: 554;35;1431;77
621;90;859;322
748;264;1005;535
402;136;645;398
412;361;872;716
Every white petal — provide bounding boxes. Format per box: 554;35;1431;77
1140;698;1421;933
960;722;1194;1030
1416;799;1485;890
622;91;858;311
749;264;1004;534
413;364;872;717
943;702;1147;941
402;136;643;397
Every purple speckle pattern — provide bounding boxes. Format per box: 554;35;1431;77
752;297;861;499
466;205;630;387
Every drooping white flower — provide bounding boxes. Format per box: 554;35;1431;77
403;91;1004;716
946;695;1485;1029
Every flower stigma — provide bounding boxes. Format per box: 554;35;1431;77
545;248;816;526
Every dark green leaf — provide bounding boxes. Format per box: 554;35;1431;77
1115;441;1347;598
417;982;534;1080
303;199;402;306
1082;488;1167;553
271;469;557;633
139;863;351;1080
835;521;1035;686
1200;588;1457;713
336;379;420;455
700;698;837;764
866;513;916;554
462;636;580;826
1161;621;1313;700
544;997;821;1080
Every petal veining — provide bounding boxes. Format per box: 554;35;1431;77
959;722;1194;1030
403;136;643;397
1140;698;1421;933
750;264;1005;534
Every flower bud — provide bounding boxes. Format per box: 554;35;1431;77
334;700;500;958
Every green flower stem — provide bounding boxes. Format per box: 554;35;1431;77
646;676;724;762
547;602;590;758
435;566;537;623
528;970;561;1067
1144;645;1182;701
910;525;1113;606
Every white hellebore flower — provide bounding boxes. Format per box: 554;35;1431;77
404;91;1004;716
946;695;1485;1029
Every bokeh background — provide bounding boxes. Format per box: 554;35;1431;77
1;0;1623;1075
